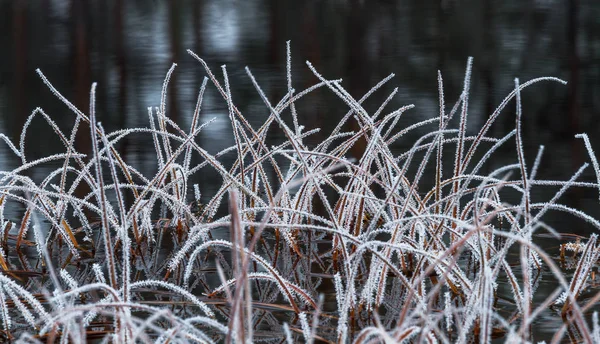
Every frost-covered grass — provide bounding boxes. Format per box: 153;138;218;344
0;44;599;343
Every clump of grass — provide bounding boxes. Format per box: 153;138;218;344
0;43;599;343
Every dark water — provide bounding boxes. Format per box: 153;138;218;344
1;0;600;342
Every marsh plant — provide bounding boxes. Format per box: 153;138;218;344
1;43;600;343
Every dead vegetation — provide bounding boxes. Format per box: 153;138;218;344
0;44;598;343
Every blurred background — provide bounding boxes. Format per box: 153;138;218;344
0;0;599;234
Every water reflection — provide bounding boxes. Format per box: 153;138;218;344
1;1;595;155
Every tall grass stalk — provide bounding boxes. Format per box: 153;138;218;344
0;44;597;343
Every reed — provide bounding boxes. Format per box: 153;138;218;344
0;44;598;343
